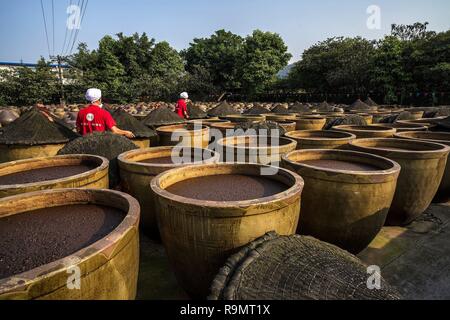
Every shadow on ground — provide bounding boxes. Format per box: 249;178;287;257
359;201;450;300
136;234;188;300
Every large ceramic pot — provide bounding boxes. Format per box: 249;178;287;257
217;135;297;165
371;123;428;133
349;138;450;225
151;163;304;297
395;131;450;202
156;124;209;148
282;149;400;254
333;125;396;139
295;117;326;131
0;143;66;163
118;147;219;237
285;130;356;150
264;113;298;121
219;115;265;123
0;155;109;198
0;188;140;300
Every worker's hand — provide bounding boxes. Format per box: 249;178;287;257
124;131;135;139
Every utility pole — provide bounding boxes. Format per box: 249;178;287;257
50;55;66;106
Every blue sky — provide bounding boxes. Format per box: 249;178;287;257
0;0;449;63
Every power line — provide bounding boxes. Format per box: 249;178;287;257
68;0;89;55
40;0;51;57
52;0;55;55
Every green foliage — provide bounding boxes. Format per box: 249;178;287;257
287;23;450;104
0;58;59;105
240;30;292;96
182;30;245;91
182;29;292;96
288;37;375;94
0;24;448;106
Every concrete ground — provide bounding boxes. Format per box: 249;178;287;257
136;201;450;300
359;201;450;300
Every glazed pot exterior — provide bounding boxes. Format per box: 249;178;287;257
276;121;297;133
131;138;150;149
118;147;219;237
295;117;326;131
0;143;65;163
349;138;450;225
0;155;109;198
0;188;140;300
282;149;400;254
156;124;209;148
151;163;304;298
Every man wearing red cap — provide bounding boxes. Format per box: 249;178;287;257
76;88;135;138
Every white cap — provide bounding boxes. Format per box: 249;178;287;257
180;92;189;99
85;88;102;103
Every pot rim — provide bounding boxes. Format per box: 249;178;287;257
188;119;231;125
295;116;326;121
334;125;397;134
275;120;297;125
394;131;450;146
156;124;209;134
285;130;356;142
150;163;304;209
219;115;265;119
0;154;109;191
0;188;140;295
210;123;237;129
118;146;219;170
371;123;427;128
217;135;297;152
282;149;401;178
349;138;450;158
264;113;298;117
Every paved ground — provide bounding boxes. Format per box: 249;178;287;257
136;201;450;300
136;235;188;300
359;201;450;300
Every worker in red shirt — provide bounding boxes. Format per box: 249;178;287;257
76;88;135;138
175;92;190;119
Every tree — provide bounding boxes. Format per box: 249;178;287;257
240;30;292;95
369;36;410;103
0;58;58;106
182;30;245;92
288;37;375;94
144;41;185;100
391;22;436;41
68;33;185;102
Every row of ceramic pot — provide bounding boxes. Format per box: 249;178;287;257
115;132;449;297
0;154;140;300
0;110;442;164
1;129;449;300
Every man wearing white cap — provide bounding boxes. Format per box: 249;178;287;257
76;88;135;138
175;92;190;119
